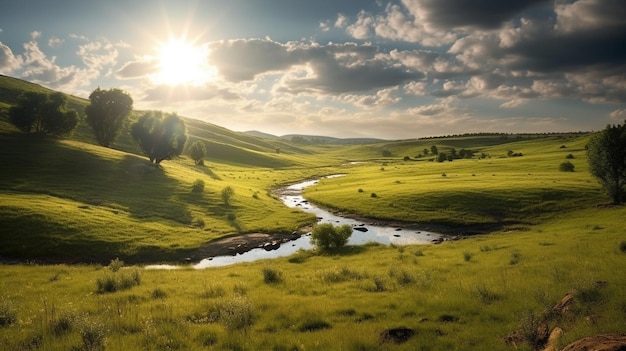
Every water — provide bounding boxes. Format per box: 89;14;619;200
148;175;440;269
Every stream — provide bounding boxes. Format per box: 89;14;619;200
149;175;441;269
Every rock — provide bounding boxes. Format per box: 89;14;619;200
542;327;563;351
552;292;575;315
353;227;368;232
379;327;415;344
561;334;626;351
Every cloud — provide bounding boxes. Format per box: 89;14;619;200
20;40;97;91
115;59;158;79
142;84;241;102
0;42;22;73
30;31;41;40
48;37;64;48
609;108;626;120
77;39;118;70
209;39;422;95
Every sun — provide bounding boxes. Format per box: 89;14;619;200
152;38;216;86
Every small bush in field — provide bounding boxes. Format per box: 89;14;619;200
96;269;141;293
0;298;17;326
620;241;626;253
191;179;205;193
559;161;575;172
262;267;283;284
108;258;123;272
310;223;353;250
213;297;255;331
77;318;106;351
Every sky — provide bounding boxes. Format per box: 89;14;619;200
1;0;625;139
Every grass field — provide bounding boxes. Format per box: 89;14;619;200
1;75;624;350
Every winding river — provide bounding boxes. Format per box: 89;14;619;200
187;175;441;268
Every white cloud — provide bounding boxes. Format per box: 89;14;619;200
0;42;23;73
609;108;626;120
48;36;64;48
30;31;41;40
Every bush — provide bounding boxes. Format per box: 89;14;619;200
108;258;124;272
620;241;626;253
0;298;17;327
262;267;283;284
191;179;205;193
212;297;255;331
310;223;353;250
96;269;141;293
559;161;575;172
566;153;575;159
77;318;106;351
221;186;235;205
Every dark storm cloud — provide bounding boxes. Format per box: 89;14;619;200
413;0;550;29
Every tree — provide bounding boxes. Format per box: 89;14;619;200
423;148;429;156
310;223;353;250
431;145;438;155
586;122;626;204
221;186;235;205
188;140;206;165
131;111;187;165
8;91;78;136
85;88;133;147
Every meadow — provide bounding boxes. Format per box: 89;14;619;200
1;75;625;350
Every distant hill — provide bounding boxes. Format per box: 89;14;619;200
281;134;386;145
244;130;281;140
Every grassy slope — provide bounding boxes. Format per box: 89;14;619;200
1;75;625;349
0;205;624;350
305;134;602;229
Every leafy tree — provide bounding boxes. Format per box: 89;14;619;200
437;152;448;162
188;140;207;165
423;148;429;156
310;223;353;250
130;111;187;165
221;186;235;205
586;122;626;204
431;145;438;155
8;91;78;136
85;88;133;147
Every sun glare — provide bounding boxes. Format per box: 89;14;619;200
152;38;216;86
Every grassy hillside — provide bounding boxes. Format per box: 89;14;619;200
0;205;624;350
1;75;625;350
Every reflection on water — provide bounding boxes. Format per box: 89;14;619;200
148;175;441;269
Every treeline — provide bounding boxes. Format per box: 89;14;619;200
419;131;592;140
6;88;206;166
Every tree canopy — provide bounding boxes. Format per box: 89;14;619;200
8;91;78;136
131;111;188;165
586;122;626;204
188;140;207;165
85;88;133;147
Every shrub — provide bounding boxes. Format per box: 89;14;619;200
77;318;106;351
566;153;575;159
463;252;473;262
262;267;283;284
151;288;167;299
217;297;255;331
297;315;331;332
510;251;521;265
0;298;17;327
96;269;141;293
310;223;353;250
108;258;124;272
559;161;575;172
221;186;235;205
371;192;378;198
191;179;205;193
620;241;626;253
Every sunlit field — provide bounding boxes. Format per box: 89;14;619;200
1;77;625;350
